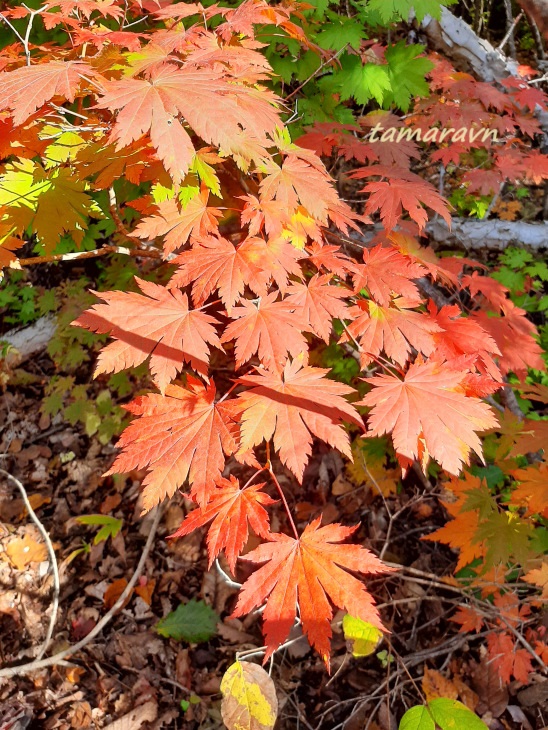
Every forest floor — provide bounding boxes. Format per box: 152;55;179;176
0;341;546;730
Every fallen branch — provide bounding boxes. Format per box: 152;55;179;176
1;316;56;367
0;468;60;662
0;505;163;678
426;217;548;251
421;6;548;131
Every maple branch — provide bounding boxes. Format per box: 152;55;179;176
268;468;299;540
285;45;348;102
0;468;59;662
15;245;162;267
21;4;49;65
0;505;163;678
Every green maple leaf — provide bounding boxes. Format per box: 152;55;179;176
338;56;391;105
474;512;534;568
156;600;219;643
384;42;433;112
316;14;365;51
365;0;456;24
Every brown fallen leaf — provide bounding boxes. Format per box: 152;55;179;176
6;533;48;570
102;700;158;730
422;667;459;702
104;578;131;609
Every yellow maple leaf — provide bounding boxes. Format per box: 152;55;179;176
6;533;48;570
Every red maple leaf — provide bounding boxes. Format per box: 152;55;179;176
472;302;545;376
462;271;509;312
106;377;240;509
350;244;426;306
359;358;498;475
170;475;275;573
72;277;222;392
342;298;441;367
232;518;392;667
351;166;451;231
428;302;501;380
237;360;363;482
285;274;349;343
221;292;308;372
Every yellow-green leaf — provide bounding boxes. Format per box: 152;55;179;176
342;614;383;657
221;661;277;730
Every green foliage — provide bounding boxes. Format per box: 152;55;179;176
156;600;219;643
363;0;456;24
399;699;489;730
43;376;127;444
76;514;123;545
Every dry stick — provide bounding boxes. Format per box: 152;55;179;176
0;505;163;678
498;6;524;56
0;468;60;662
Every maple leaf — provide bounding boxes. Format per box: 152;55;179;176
351;166;451;231
350;244;426;306
305;242;353;278
359;358;498;475
106;377;240;509
96;63;280;181
73;277;222;392
510;464;548;518
0;61;92;126
472;303;545;376
285;274;349;343
523;562;548;599
133;190;222;256
169;235;266;310
425;472;488;571
462;272;509;311
342;298;441;368
232;517;392;667
237;360;363;482
487;633;533;684
240;236;303;293
450;606;484;633
170;475;276;573
221;292;308;372
427;302;501;380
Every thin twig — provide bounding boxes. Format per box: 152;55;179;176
15;245;162;267
0;505;163;678
286;45;347;102
0;469;59;662
498;615;547;673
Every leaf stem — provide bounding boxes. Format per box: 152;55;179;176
268;467;299;540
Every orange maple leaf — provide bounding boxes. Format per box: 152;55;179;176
285;274;349;343
96;63;280;182
170;475;276;573
73;277;222;392
105;377;240;509
359;358;498;475
0;60;92;126
170;235;267;310
510;463;548;518
350;244;426;306
341;298;441;367
221;292;309;372
232;518;392;667
134;190;222;256
237;360;363;482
